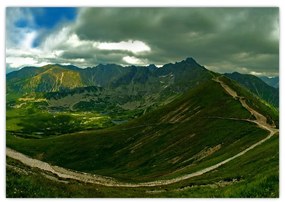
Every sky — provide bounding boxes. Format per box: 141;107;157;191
6;7;279;76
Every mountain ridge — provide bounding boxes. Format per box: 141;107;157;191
224;72;279;108
259;76;279;89
6;58;212;117
6;57;279;197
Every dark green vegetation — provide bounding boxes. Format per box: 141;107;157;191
6;135;279;198
225;72;279;108
6;57;279;197
7;79;270;182
6;109;113;138
219;76;279;128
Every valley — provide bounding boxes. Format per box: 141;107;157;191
7;76;278;187
6;58;279;197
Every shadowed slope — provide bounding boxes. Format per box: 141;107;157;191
224;72;279;108
7;78;273;182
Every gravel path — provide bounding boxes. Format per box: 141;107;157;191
6;76;278;187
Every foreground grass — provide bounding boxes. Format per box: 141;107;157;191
6;135;278;198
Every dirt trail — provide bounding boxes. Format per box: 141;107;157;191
213;77;274;129
6;76;278;187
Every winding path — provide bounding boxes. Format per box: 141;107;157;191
6;76;278;187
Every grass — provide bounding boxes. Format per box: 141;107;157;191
156;135;279;198
224;72;279;108
220;76;279;127
6;80;270;182
6;107;114;138
6;135;278;198
6;76;279;197
6;91;147;138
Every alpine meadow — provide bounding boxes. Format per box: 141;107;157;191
6;7;279;198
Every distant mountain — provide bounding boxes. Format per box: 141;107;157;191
7;58;279;116
6;58;212;113
7;66;44;81
259;76;279;88
7;65;84;93
6;67;21;74
224;72;279;108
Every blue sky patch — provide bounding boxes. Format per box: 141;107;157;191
14;7;77;29
13;7;78;48
33;7;77;29
14;19;29;28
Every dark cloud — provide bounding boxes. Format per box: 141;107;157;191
73;7;279;76
6;7;279;76
61;49;134;66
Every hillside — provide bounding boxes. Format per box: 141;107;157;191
7;65;84;93
224;72;279;108
6;58;279;197
7;76;277;182
7;135;279;197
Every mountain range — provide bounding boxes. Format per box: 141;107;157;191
7;57;278;114
6;57;279;197
7;58;214;117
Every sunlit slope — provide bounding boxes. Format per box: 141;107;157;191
7;79;271;182
7;65;84;93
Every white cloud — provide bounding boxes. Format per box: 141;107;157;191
6;8;35;48
6;22;88;68
66;34;82;47
70;58;85;63
249;71;263;76
6;16;152;68
97;40;151;53
6;56;48;68
123;56;146;65
21;31;37;49
41;26;71;51
6;8;278;77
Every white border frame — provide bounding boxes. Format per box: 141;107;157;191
0;1;283;202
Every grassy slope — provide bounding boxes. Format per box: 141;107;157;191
6;109;114;138
7;79;269;182
7;65;84;94
219;76;279;127
224;72;279;108
6;135;278;198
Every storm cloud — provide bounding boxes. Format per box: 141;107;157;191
6;7;279;76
